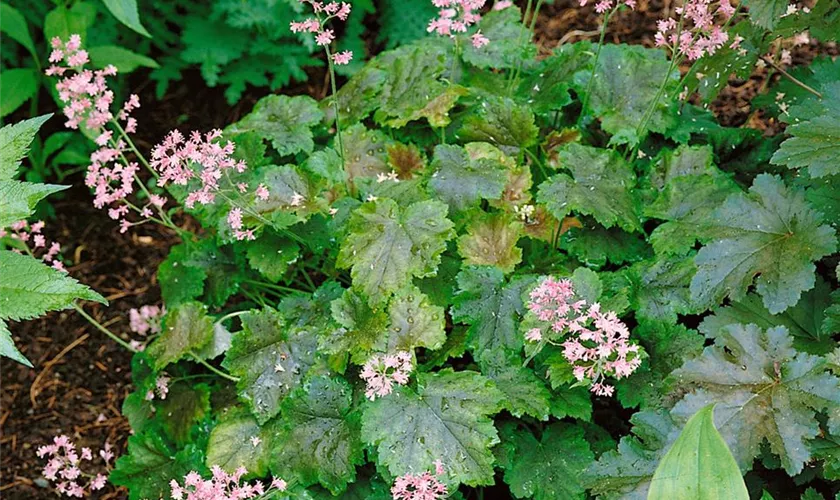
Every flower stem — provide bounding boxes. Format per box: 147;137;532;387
760;56;823;98
188;350;240;382
324;46;345;167
578;7;616;127
72;303;137;352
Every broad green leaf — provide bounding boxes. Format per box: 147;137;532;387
458;94;539;153
744;0;789;29
0;68;39;118
245;233;300;282
0;318;31;367
0;180;67;229
0;114;52;180
44;2;97;43
457;212;522;273
157;382;210;446
0;250;105;321
206;408;270;476
479;348;551;420
576;44;678;146
625;256;699;324
462;7;534;69
538;144;641;232
361;369;504;486
549;386;593;421
304;147;346;187
229;95;323;157
146;302;213;370
0;3;36;58
690;174;837;314
584;410;681;499
670;324;840;475
648;404;748;500
270;376;364;494
340;124;392;184
110;430;205;500
771;82;840;178
560;223;650;269
157;238;246;308
811;431;840;480
101;0;151;36
386;285;446;352
799;173;840;224
502;424;594;500
323;288;388;363
325;63;387;125
337;199;454;305
616;321;703;409
88;45;159;73
451;266;536;354
158;244;207;306
517;42;592;115
428;144;508;212
223;307;319;424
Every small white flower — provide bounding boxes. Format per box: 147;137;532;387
274;362;285;373
250;436;261;447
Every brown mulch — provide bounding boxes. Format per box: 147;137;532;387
1;2;837;498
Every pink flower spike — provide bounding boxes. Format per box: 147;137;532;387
332;50;353;65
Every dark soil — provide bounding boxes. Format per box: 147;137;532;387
1;1;837;498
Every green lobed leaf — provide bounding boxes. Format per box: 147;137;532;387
269;376;364;494
744;0;789;29
245;232;300;283
146;302;214;370
648;404;748;500
323;287;389;363
386;285;446;352
560;223;651;269
690;174;837;314
228;95;323;157
361;369;504;486
428;144;508;212
340;124;393;185
625;256;700;325
458;94;539;154
457;212;523;273
537;144;641;232
206;407;270;477
462;7;534;69
479;348;551;420
157;382;210;447
0;114;52;181
337;199;454;305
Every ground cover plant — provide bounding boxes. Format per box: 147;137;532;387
2;0;840;498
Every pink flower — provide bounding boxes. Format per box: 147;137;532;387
360;351;413;400
128;305;164;335
228;207;244;230
471;31;489;48
170;467;288;500
155;375;170;400
392;462;448;500
428;0;487;39
494;0;513;9
255;184;269;200
332;50;353;65
315;29;335;46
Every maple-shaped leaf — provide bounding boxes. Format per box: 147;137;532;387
771;82;840;178
387;143;426;179
205;407;270;477
222;308;319;424
147;302;214;370
549;386;593;421
575;44;678;146
479;348;551;420
584;409;681;500
451;266;536;354
537;144;641;232
457;212;523;273
462;7;534;69
110;428;206;500
228;94;323;157
156;381;210;447
323;287;388;363
811;430;840;480
361;369;504;486
690;174;837;314
516;42;592;116
341;124;393;184
625;255;700;324
699;279;836;355
797;172;840;225
561;222;651;269
428;144;508;212
386;285;446;352
269;376;364;494
458;94;539;154
670;323;840;475
244;232;300;283
337;199;454;305
502;424;594;500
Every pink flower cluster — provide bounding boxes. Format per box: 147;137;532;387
290;0;354;65
360;351;413;401
579;0;635;14
525;277;641;397
0;220;66;272
427;0;491;48
146;374;171;401
392;460;448;500
129;305;164;336
655;0;737;60
36;435;113;497
46;35;160;234
170;466;287;500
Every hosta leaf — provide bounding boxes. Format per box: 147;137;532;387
479;348;551;420
428;144;508;212
0;114;52;180
324;288;388;363
157;382;210;446
648;404;748;500
228;95;323;157
457;212;522;273
459;95;539;153
110;429;205;500
147;302;214;370
584;410;681;499
386;286;446;352
270;376;364;494
462;7;533;69
690;174;837;314
537;144;641;232
699;280;836;354
206;408;270;476
0;319;30;367
670;324;840;475
625;256;699;324
337;199;454;305
502;424;594;500
223;308;319;424
0;180;67;230
576;44;678;146
245;232;300;282
451;266;536;354
0;250;105;322
361;369;504;486
771;82;840;178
